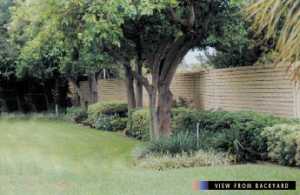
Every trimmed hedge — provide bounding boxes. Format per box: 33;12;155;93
88;101;128;117
85;101;128;128
95;114;128;131
262;124;300;166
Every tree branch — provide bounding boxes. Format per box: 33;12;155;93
168;0;196;31
123;63;152;93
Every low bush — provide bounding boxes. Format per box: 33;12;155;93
126;109;150;140
86;101;128;127
262;124;300;166
172;110;291;162
65;107;87;123
88;101;128;116
95;114;128;132
134;150;235;170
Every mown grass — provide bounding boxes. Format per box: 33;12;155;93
0;117;299;195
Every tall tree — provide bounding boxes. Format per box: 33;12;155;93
10;0;118;109
85;0;232;139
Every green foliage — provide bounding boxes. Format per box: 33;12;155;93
246;0;300;76
171;110;291;161
126;107;191;141
0;0;16;77
95;114;127;132
65;107;87;123
86;101;128;130
88;101;128;117
205;3;268;69
148;132;198;155
262;124;300;166
126;109;150;140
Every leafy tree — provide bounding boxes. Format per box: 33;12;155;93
246;0;300;79
10;0;119;108
85;0;234;139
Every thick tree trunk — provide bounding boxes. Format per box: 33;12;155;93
148;85;173;140
157;85;173;137
124;65;136;109
135;61;143;108
88;73;98;104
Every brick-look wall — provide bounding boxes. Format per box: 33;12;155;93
74;64;299;118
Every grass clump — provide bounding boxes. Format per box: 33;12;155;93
134;150;235;170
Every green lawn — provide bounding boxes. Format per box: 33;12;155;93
0;118;299;195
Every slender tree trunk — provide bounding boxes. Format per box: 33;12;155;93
41;82;50;110
148;90;156;140
88;73;98;104
54;78;60;116
135;62;143;108
68;78;82;107
124;65;136;109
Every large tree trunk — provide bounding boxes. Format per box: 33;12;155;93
135;60;143;108
124;65;136;109
88;73;98;104
148;84;173;140
157;85;173;137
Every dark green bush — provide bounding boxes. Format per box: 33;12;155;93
95;114;128;131
172;110;291;161
65;107;87;123
262;124;300;166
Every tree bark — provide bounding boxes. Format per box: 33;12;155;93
124;65;136;109
88;73;98;104
148;83;173;139
68;78;82;107
135;61;143;107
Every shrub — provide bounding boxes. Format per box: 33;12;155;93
262;124;300;166
134;150;235;170
88;101;128;116
95;114;127;131
65;107;87;123
86;101;128;127
126;109;150;140
172;110;291;161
